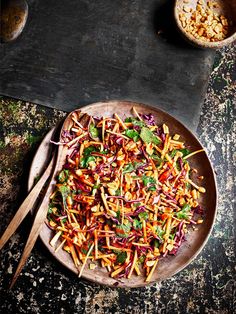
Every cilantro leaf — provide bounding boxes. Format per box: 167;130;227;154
133;219;142;230
153;239;160;248
123;163;135;174
123;162;146;174
179;148;191;157
176;203;191;219
185;182;191;189
140;127;161;145
81;146;98;167
138;255;145;264
89;123;99;138
80;156;96;168
115;223;131;238
138;211;149;221
58;185;70;209
125;129;140;142
155;226;165;240
170;149;177;158
58;169;70;183
83;146;97;157
81;241;93;255
100;150;108;154
148;186;156;191
142;175;157;187
134;161;146;169
171;148;190;158
125;117;146;127
115;189;121;196
116;210;121;221
48;202;56;214
116;251;127;264
151;154;162;165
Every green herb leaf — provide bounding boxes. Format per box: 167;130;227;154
134;161;146;169
155;226;165;240
125;117;146;127
179;148;191;157
138;211;149;221
80;156;96;168
115;223;131;238
58;169;70;183
83;146;97;157
115;189;121;196
116;251;127;264
138;255;145;264
151;154;162;165
100;150;108;154
116;210;121;221
140;127;161;145
93;184;100;189
125;129;140;142
133;219;142;230
185;182;191;189
123;162;146;174
89;123;99;138
142;175;157;187
171;148;190;158
81;241;93;255
123;163;135;174
153;239;160;248
148;186;156;191
58;185;70;209
176;203;191;219
48;203;54;214
170;149;177;158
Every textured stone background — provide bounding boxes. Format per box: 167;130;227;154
0;44;235;313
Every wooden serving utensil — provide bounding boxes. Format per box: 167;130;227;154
8;110;88;288
0;154;56;251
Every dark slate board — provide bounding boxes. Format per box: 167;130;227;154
0;0;215;130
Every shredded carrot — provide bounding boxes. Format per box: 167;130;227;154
128;250;138;278
48;108;206;282
78;243;94;277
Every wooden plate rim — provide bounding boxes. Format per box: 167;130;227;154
28;100;218;287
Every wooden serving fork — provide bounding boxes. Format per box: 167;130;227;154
1;110;88;288
0;155;56;252
0;125;62;288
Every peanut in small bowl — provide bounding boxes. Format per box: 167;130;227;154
174;0;236;49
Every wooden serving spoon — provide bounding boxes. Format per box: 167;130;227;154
8;109;88;288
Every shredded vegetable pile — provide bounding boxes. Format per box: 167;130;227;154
48;108;205;282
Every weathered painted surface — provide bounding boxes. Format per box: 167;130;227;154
0;44;235;313
0;0;215;131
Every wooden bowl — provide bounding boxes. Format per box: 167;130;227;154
28;101;217;287
174;0;236;49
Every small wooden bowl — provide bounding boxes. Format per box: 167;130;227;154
174;0;236;49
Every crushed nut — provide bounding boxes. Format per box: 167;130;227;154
89;263;97;270
146;260;156;267
179;1;232;42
